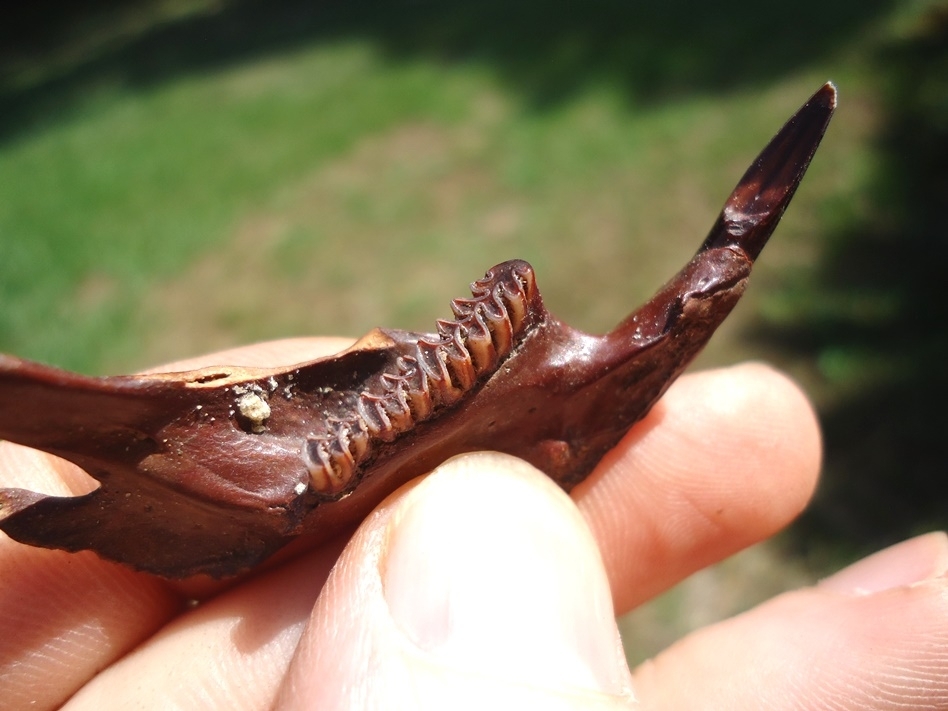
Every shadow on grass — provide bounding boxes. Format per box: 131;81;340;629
2;0;893;143
758;6;948;558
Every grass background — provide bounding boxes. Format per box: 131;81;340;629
1;0;946;665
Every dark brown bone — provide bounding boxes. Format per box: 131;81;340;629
0;84;836;578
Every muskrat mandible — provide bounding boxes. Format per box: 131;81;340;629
0;83;837;578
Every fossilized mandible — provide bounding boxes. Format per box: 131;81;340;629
0;84;837;578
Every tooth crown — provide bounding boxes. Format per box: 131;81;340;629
303;261;537;496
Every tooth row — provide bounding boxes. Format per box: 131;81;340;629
302;418;369;495
302;263;536;497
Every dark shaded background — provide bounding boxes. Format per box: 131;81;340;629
2;0;946;565
1;0;895;134
765;6;948;558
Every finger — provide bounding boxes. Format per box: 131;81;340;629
61;536;347;711
632;532;948;710
0;548;177;711
274;453;637;711
0;443;180;711
575;362;821;613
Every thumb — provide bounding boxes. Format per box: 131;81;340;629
274;452;636;710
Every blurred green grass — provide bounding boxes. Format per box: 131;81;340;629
0;40;483;370
1;0;946;669
0;0;897;374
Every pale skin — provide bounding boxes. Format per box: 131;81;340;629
1;338;947;710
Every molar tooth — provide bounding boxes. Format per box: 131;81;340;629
441;337;476;392
327;436;356;486
406;387;433;420
436;319;463;342
358;395;396;441
496;281;527;333
399;358;433;419
435;351;464;405
464;311;497;374
451;298;476;318
483;302;513;356
382;388;413;433
416;340;447;380
380;372;401;392
416;340;455;406
303;439;344;495
475;268;497;291
512;262;537;300
477;296;505;322
345;419;370;460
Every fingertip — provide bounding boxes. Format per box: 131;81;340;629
715;362;822;495
820;531;948;595
578;362;823;612
382;454;611;659
0;543;179;710
633;568;948;710
674;362;822;522
276;452;635;709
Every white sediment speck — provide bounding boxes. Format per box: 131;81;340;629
237;392;271;433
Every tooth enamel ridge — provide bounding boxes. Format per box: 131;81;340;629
303;262;536;496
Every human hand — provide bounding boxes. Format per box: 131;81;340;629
2;338;946;710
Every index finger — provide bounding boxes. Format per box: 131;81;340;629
576;362;821;613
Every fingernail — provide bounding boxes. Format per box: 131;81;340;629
819;531;948;595
381;453;631;696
